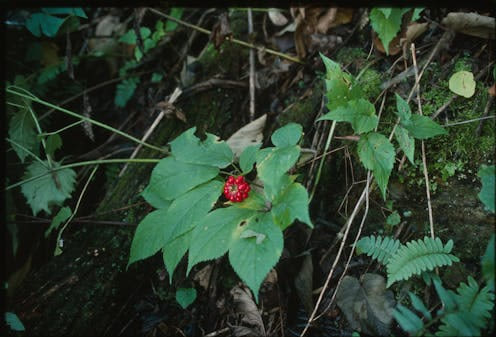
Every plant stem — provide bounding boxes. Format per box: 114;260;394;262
5;158;160;191
5;137;48;168
39;120;85;136
147;7;304;64
6;87;168;154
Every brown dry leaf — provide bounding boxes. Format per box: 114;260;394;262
442;12;495;40
226;114;266;157
210;12;233;50
335;273;395;336
488;83;496;97
400;22;428;48
230;285;266;336
294;254;314;314
193;264;213;290
268;8;288;26
40;42;59;66
373;31;402;55
155;101;187;123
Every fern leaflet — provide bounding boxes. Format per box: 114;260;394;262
386;237;459;287
355;235;401;265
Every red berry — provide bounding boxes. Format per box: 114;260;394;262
223;175;250;202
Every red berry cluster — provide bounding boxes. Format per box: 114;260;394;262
223;176;251;202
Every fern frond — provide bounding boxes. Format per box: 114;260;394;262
386;237;459;287
393;303;424;335
114;77;140;107
436;312;480;336
355;235;402;265
455;277;494;329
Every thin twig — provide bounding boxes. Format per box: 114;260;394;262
247;8;255;121
411;43;435;238
119;87;182;177
147;7;304;64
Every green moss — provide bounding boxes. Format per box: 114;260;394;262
357;68;382;100
335;47;367;65
277;81;323;130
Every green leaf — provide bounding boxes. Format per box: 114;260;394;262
231;190;267;211
151;72;163;83
239;144;261;174
271;182;312;230
141;186;172;209
394;93;412;122
408;292;432;320
129;180;223;267
21;161;76;216
271;123;303;147
165;8;184;32
481;234;495;290
412;8;424;21
393;304;424;334
128;208;170;266
8;106;39;163
25;13;65;37
229;213;284;301
256;146;300;186
118;27;152;44
369;8;410;55
478;164;495;213
163;233;190;282
5;312;25;332
114;77;139;107
41;8;87;18
188;207;255;273
45;206;71;237
449;71;476;98
145;156;219;201
45;134;63;156
318;98;378;134
263;173;296;201
395;125;415;164
386;211;401;227
357;133;395;200
176;287;196;309
320;53;343;79
169;127;233;168
405;115;447;140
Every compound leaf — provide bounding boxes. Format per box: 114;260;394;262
229;213;283;302
170;127;233;168
357;133;395;200
144;156;219;201
114;77;139;107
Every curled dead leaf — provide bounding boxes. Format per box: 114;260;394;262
226;114;266;157
268;8;289;26
210;12;233;50
230;285;266;336
442;12;495;40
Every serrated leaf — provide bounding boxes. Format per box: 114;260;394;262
8;107;39;163
240;144;261;174
114;77;139;107
395;125;415;164
481;234;495;290
176;287;196;309
320;52;343;79
357;133;395;200
405;115;447;139
271;182;312;230
45;206;71;237
478;165;495;213
145;156;219;201
369;8;410;55
318;98;378;134
395;93;412;122
21;161;76;216
188;207;255;274
5;312;25;332
129;180;222;267
229;213;283;301
449;71;476;98
256;145;300;186
169;127;233;168
163;233;190;282
45;134;62;156
271;123;303;147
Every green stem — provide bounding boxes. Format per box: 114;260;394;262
309;120;337;202
6;137;48;168
5;158;160;191
6;87;168;154
39;120;85;136
25;101;54;167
